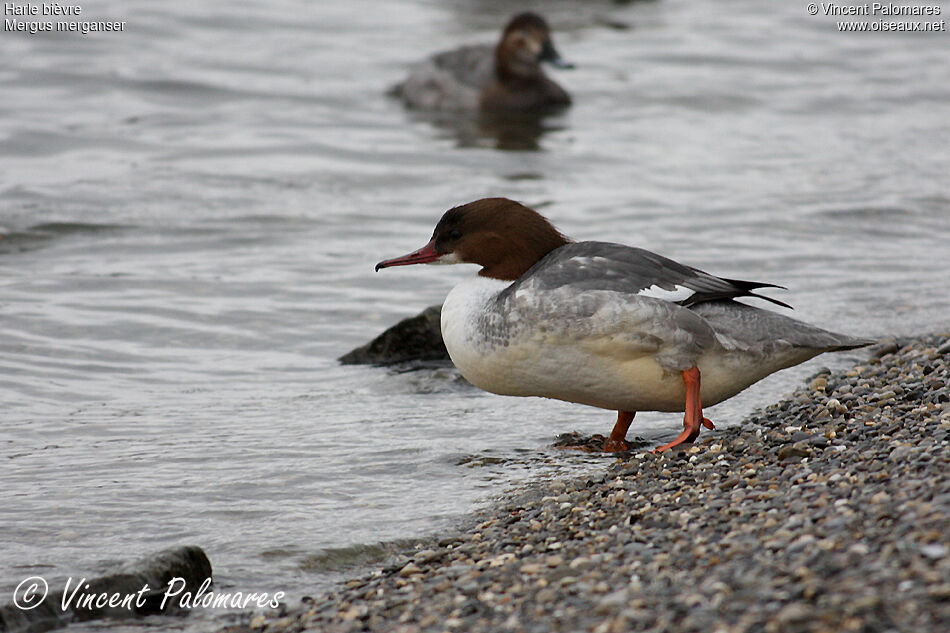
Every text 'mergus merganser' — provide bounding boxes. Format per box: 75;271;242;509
376;198;874;453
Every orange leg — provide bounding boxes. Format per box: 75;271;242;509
604;411;636;452
653;366;711;453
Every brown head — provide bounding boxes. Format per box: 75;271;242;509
494;12;573;81
375;198;571;281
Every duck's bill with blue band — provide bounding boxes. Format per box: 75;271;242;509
541;40;574;69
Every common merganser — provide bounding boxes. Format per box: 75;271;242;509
391;12;573;112
376;198;874;453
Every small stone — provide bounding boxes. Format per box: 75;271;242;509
340;606;362;620
536;588;558;603
825;398;847;414
719;477;740;490
778;443;812;460
920;544;948;559
488;553;517;567
595;589;630;615
889;445;913;460
871;339;899;358
249;615;267;629
875;389;897;402
414;549;438;562
569;556;592;570
774;602;812;626
870;491;890;504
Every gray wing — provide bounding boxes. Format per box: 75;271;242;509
692;300;875;354
500;241;791;309
430;45;494;88
491;270;720;372
392;45;493;111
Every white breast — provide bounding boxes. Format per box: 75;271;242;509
440;275;511;369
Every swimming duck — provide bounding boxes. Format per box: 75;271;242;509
376;198;874;453
392;12;572;112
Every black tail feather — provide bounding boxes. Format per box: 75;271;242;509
679;278;794;310
728;278;794;310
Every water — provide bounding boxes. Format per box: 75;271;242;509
2;0;949;628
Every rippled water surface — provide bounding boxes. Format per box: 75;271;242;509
2;0;949;628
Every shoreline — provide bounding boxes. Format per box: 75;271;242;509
232;334;949;633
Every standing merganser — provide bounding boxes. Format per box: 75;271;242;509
376;198;874;453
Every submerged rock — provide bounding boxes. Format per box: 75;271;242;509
339;305;449;365
0;545;212;633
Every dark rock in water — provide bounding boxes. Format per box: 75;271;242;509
339;305;449;365
0;545;212;633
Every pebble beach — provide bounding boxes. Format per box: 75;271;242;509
232;334;950;633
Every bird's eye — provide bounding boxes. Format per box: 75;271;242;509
449;229;462;240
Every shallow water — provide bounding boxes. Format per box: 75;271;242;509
1;0;949;628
